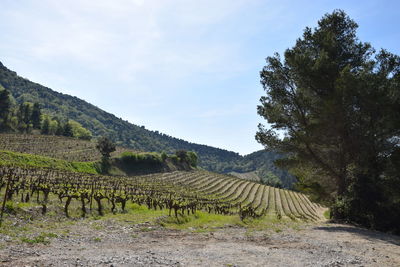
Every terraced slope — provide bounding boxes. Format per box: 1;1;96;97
157;170;325;221
0;133;134;161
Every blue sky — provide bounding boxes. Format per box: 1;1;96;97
0;0;399;155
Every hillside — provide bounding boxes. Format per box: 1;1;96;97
0;61;293;186
0;132;296;187
241;150;296;188
0;135;200;177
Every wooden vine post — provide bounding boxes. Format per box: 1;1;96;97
0;169;12;227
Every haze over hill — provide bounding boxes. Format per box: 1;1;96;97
0;61;295;187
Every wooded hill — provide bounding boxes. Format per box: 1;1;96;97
0;61;293;187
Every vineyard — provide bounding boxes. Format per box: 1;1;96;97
0;165;325;222
0;133;324;223
0;133;133;162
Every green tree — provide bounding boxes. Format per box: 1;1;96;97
48;119;58;135
30;103;42;129
187;151;198;168
175;150;188;161
96;136;116;173
256;10;400;232
17;103;32;133
62;121;74;137
0;89;11;131
96;136;116;159
261;171;282;188
55;120;64;135
41;117;50;135
161;151;168;162
69;120;92;140
22;103;31;125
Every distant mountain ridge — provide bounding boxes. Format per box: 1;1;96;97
0;61;295;187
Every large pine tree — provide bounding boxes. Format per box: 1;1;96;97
257;10;400;232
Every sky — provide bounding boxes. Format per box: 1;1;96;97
0;0;399;155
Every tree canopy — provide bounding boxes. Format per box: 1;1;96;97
0;86;93;140
257;10;400;233
0;88;11;131
96;136;116;159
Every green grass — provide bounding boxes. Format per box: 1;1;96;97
0;150;100;174
159;212;244;231
0;215;60;245
156;210;306;233
20;232;58;244
323;209;331;219
87;203;296;233
1;200;41;216
99;203;169;224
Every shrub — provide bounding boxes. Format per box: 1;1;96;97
187;151;198;168
161;152;167;162
120;152;162;164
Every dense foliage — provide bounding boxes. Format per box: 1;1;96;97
257;10;400;233
96;136;116;159
0;89;43;133
240;150;295;188
115;150;197;174
0;87;92;140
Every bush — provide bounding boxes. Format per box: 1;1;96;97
170;155;179;164
161;152;167;162
120;151;138;163
175;150;188;162
117;151;163;174
120;152;162;164
187;151;198;168
5;201;16;214
96;136;116;158
175;150;198;168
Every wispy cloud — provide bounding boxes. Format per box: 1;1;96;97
2;0;252;83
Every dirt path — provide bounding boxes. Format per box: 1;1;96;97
1;221;399;267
